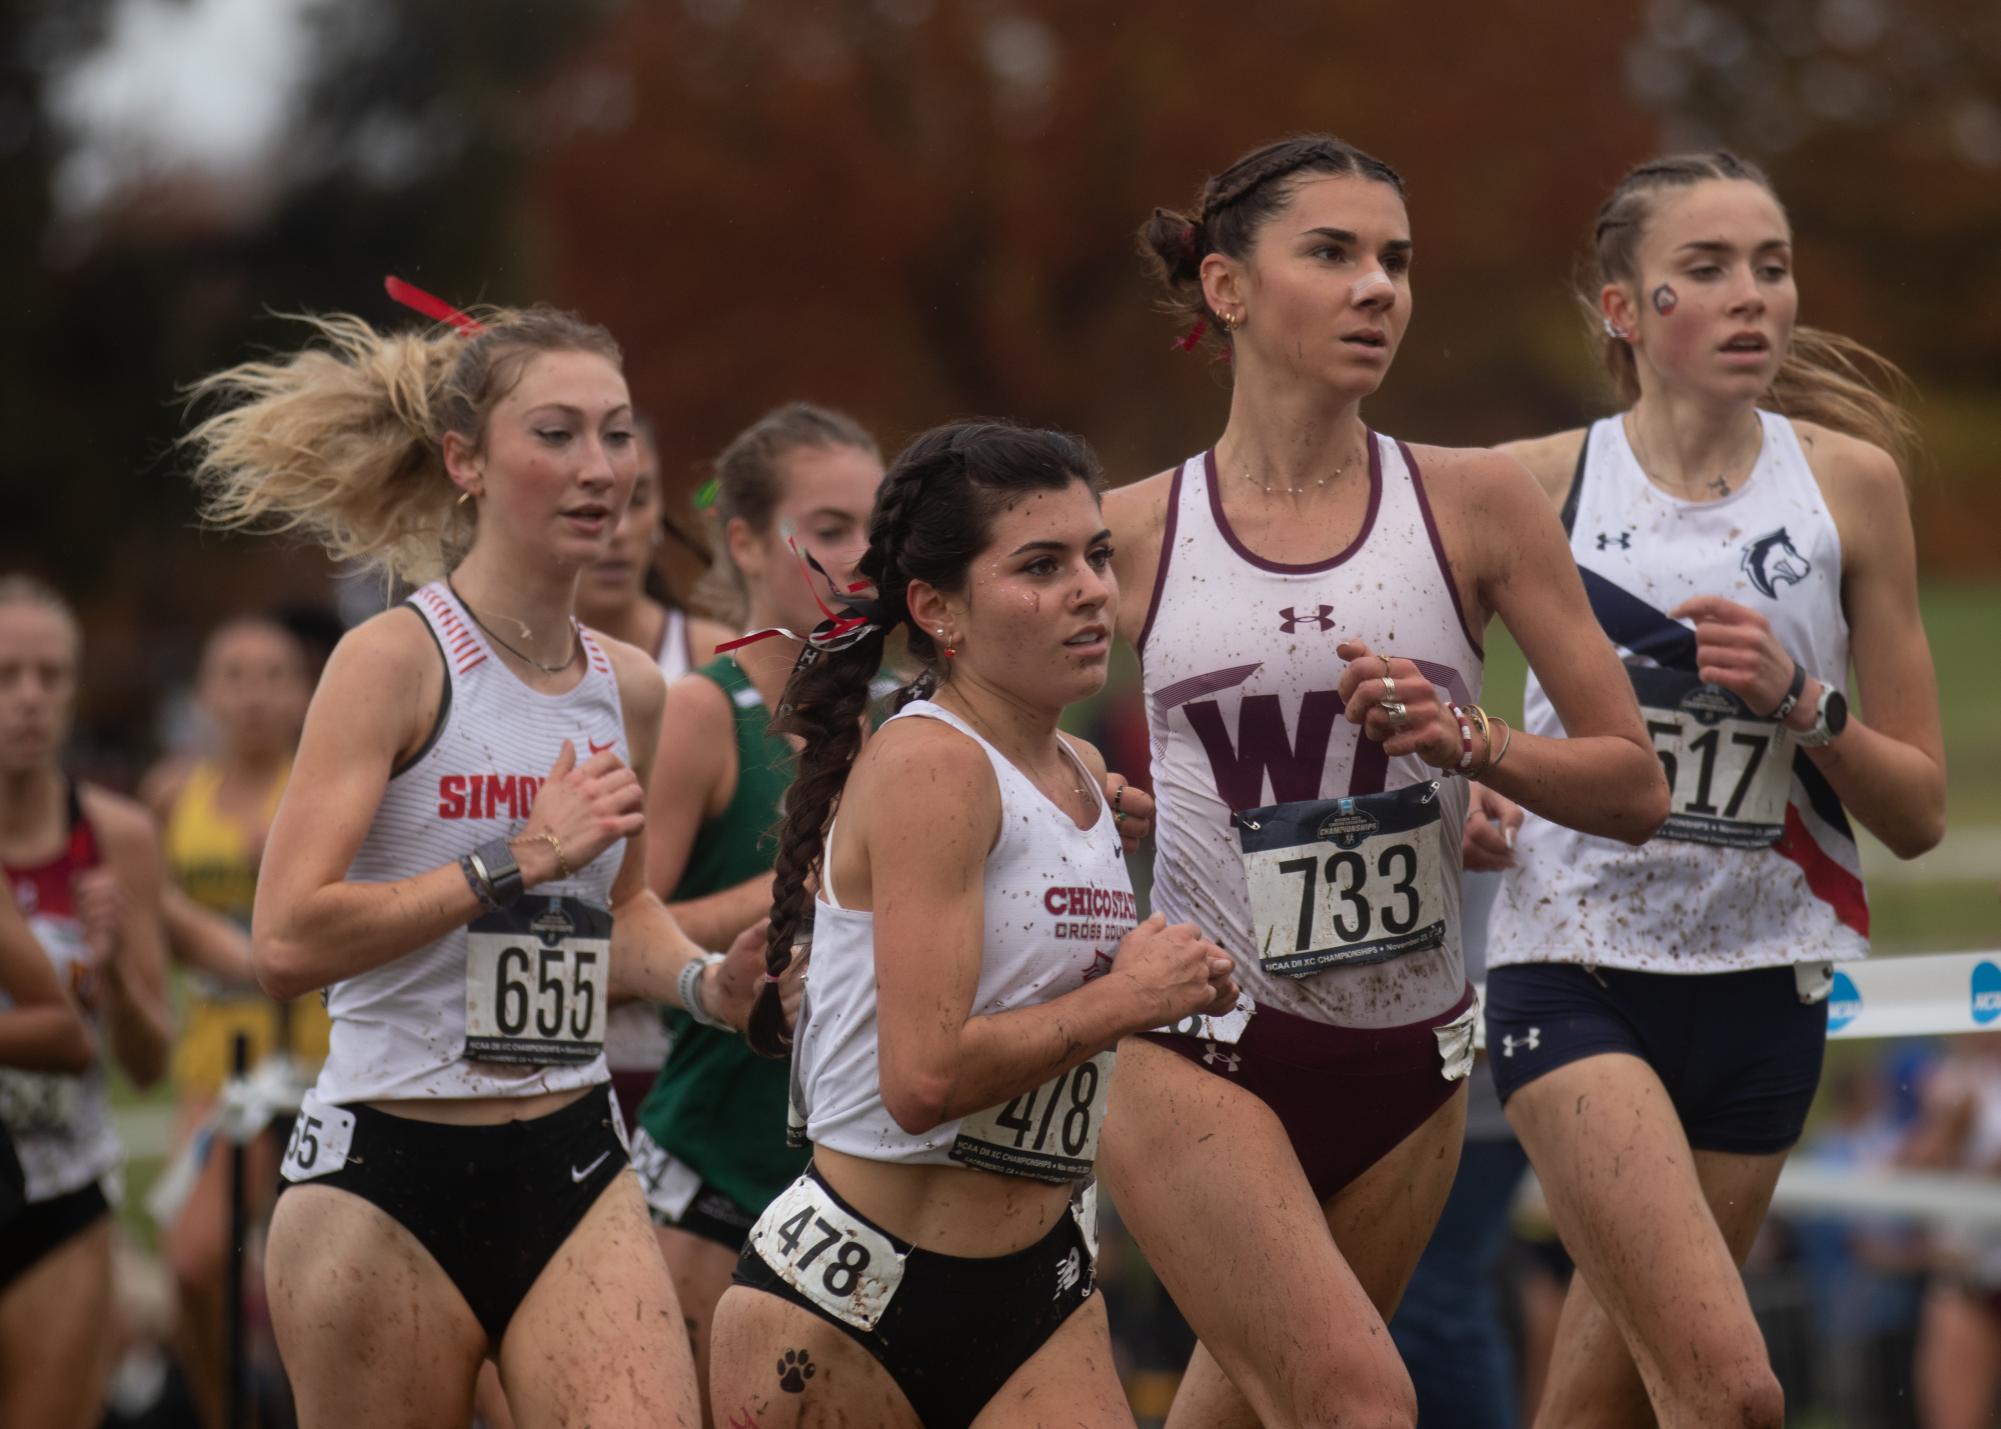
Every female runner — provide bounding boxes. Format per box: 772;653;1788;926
1098;134;1670;1429
184;304;764;1429
627;401;882;1421
144;614;316;1427
1484;151;1944;1428
0;574;174;1429
709;420;1236;1429
572;416;732;1129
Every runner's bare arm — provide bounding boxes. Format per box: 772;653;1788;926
1794;426;1944;856
1449;446;1668;844
79;790;174;1086
0;884;92;1072
860;721;1228;1132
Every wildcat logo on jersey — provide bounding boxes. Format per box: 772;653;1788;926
1278;606;1336;634
1741;528;1811;600
438;773;545;820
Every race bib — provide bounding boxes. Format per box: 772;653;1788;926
1237;783;1446;977
630;1126;702;1222
0;1070;80;1136
949;1050;1114;1183
278;1093;355;1183
749;1173;906;1331
1631;668;1794;848
463;897;611;1065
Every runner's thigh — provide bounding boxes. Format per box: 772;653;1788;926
1100;1035;1415;1429
709;1282;922;1429
498;1170;700;1429
265;1183;486;1429
1506;1052;1778;1424
0;1214;113;1429
974;1292;1134;1429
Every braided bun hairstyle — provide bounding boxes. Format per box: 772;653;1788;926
1140;133;1406;352
744;419;1102;1057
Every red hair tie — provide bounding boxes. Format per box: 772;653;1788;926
1179;224;1199;258
384;275;484;336
1172;318;1209;353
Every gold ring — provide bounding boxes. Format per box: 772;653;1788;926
1382;699;1410;728
1382;675;1397;701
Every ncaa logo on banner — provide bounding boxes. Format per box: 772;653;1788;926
1826;970;1864;1033
1972;961;2001;1027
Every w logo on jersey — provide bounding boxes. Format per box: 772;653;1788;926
1742;528;1811;600
1278;605;1335;633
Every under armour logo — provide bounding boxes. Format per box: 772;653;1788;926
1596;533;1632;551
1278;605;1336;633
1200;1041;1241;1072
1501;1028;1541;1058
1053;1247;1082;1297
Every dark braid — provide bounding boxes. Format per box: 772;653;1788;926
744;420;1102;1057
1139;133;1406;348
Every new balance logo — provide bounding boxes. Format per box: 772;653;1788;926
1596;533;1632;551
1501;1028;1541;1058
1278;605;1336;633
1053;1247;1083;1298
1200;1041;1241;1072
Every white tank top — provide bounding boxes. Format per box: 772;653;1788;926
656;605;690;682
0;900;119;1203
793;703;1135;1182
1141;435;1482;1029
1489;411;1866;973
315;581;627;1104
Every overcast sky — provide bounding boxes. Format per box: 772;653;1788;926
48;0;325;215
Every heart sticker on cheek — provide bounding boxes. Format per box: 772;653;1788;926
1651;283;1678;315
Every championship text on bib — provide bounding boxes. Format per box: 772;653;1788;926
463;896;612;1065
1237;782;1446;976
1630;667;1794;849
949;1049;1114;1183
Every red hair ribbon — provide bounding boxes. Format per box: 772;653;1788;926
1179;224;1199;258
1172;318;1209;353
716;538;880;655
384;275;485;336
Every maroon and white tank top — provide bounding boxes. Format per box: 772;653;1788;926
1140;433;1483;1030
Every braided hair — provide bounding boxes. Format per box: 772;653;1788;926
1140;134;1406;352
744;420;1102;1057
1581;151;1917;466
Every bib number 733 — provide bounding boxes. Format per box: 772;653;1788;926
1237;782;1447;977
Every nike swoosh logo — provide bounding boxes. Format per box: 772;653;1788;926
587;737;615;755
571;1150;611;1183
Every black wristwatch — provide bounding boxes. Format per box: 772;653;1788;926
1768;661;1808;722
466;837;524;909
1796;685;1849;749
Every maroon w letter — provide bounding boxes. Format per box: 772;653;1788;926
1184;691;1346;809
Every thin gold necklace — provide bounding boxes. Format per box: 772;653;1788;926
1239;443;1365;497
1625;413;1761;501
448;580;579;675
942;695;1089;802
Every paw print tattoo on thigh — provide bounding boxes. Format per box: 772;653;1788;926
777;1348;817;1393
